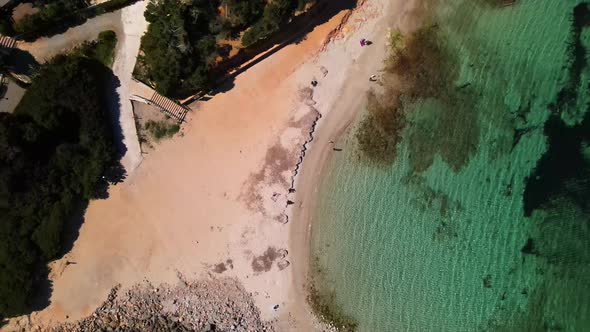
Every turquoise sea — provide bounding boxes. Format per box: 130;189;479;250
311;1;590;331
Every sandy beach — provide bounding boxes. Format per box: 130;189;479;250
285;0;422;328
4;0;419;330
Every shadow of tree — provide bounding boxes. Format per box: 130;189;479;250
185;0;358;101
24;58;128;318
4;48;39;87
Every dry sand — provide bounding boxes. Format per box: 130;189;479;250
4;0;420;330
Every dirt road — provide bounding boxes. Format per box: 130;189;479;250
15;1;148;174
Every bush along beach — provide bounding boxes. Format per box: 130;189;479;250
0;40;119;319
10;0;138;41
356;25;478;172
137;0;311;99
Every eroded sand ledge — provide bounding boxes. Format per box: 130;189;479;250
4;0;418;331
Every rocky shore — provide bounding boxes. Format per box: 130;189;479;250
35;277;275;332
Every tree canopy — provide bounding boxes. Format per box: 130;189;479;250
0;52;117;318
7;0;137;41
138;0;305;98
223;0;265;29
241;0;299;46
139;0;218;97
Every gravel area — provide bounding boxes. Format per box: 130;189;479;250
40;277;275;332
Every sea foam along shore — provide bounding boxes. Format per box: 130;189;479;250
285;0;422;328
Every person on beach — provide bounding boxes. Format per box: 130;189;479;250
360;38;373;46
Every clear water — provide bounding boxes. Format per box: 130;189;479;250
311;1;590;331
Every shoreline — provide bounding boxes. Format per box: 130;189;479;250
286;0;421;327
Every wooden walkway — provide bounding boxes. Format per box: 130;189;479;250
149;91;190;122
129;79;190;123
0;35;16;49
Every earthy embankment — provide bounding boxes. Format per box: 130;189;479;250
3;0;421;331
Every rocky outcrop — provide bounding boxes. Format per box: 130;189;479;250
39;277;274;332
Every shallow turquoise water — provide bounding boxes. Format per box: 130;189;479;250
311;1;590;331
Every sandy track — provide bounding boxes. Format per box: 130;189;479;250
15;1;148;174
5;4;352;331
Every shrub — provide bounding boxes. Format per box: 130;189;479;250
13;0;137;41
356;91;405;164
241;0;298;47
145;120;180;141
140;0;218;97
0;52;117;317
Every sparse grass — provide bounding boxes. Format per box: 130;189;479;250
307;284;358;331
145;120;180;141
74;30;117;67
133;114;148;146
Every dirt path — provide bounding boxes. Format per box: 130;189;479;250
15;1;148;174
110;0;148;173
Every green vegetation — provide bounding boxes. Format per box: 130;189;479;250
145;119;180;141
10;0;137;41
73;30;118;67
138;0;309;98
14;0;87;35
0;47;117;317
355;29;408;164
